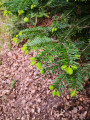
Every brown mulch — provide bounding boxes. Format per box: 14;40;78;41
0;43;90;120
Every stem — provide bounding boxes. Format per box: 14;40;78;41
81;44;90;52
44;63;58;69
35;16;38;26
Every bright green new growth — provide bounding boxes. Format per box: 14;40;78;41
25;50;29;55
52;27;57;33
66;67;73;75
52;90;56;97
30;57;36;61
21;44;29;55
31;61;36;66
36;62;43;70
70;90;77;97
3;10;11;16
24;17;29;22
40;70;44;74
61;65;67;70
16;35;19;38
12;37;18;44
49;85;54;90
71;65;77;70
52;90;60;97
19;31;22;36
21;44;27;51
56;91;61;97
30;57;37;66
18;10;24;15
31;4;36;9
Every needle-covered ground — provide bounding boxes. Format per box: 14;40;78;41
0;42;90;120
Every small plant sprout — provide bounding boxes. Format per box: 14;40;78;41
30;57;37;66
25;50;29;55
36;62;43;70
71;65;77;70
18;10;24;15
36;63;45;74
49;85;60;97
66;66;73;75
61;64;78;75
56;90;61;97
19;31;22;36
31;4;36;9
40;70;44;74
70;90;77;97
12;37;18;44
31;61;36;66
52;27;57;33
21;44;29;55
61;65;67;70
52;90;60;97
24;17;29;22
21;44;27;51
16;35;19;38
49;85;54;90
52;90;56;97
3;10;11;16
30;57;36;61
11;80;16;88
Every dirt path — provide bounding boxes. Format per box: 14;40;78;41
0;44;61;120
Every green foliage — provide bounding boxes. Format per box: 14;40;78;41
52;90;61;97
49;85;54;90
36;62;43;70
28;36;55;47
30;57;36;61
2;0;90;97
21;44;29;55
70;90;77;97
66;67;73;75
31;61;36;66
24;17;29;22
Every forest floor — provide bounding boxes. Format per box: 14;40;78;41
0;17;90;120
0;40;90;120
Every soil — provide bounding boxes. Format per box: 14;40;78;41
0;42;90;120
